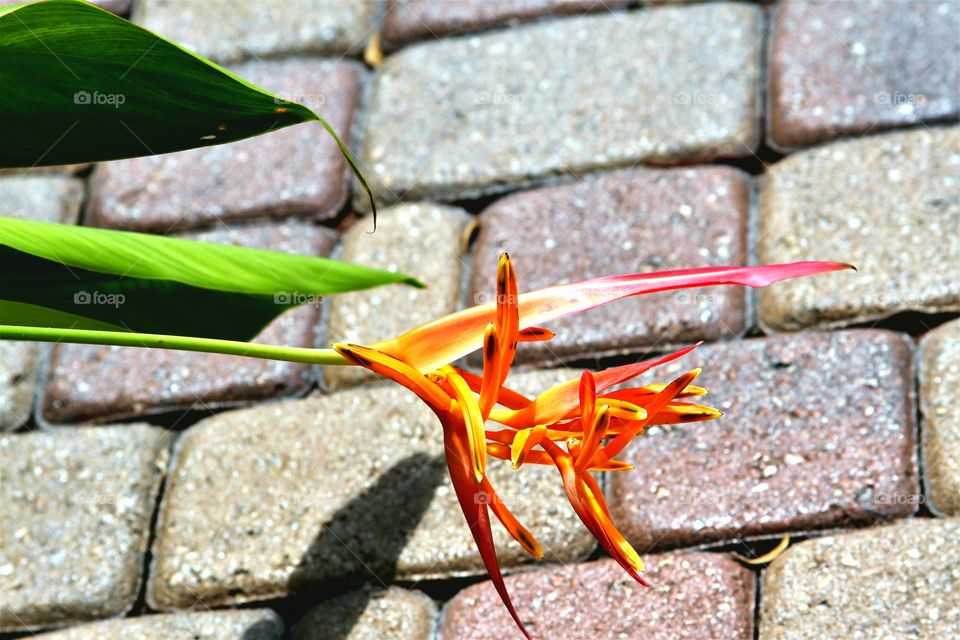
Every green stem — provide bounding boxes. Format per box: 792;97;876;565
0;325;351;366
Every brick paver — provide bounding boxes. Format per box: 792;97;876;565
292;586;435;640
382;0;628;48
769;0;960;149
88;59;363;233
360;4;762;205
608;330;919;551
920;318;960;516
0;425;169;632
759;518;960;639
441;554;755;640
30;609;282;640
471;167;749;363
135;0;375;62
42;222;335;424
324;204;469;388
758;127;960;331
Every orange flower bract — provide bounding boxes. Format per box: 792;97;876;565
335;254;850;639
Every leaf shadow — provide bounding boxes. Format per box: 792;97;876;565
280;452;446;639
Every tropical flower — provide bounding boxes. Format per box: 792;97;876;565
335;254;849;639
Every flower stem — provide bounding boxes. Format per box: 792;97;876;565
0;325;351;366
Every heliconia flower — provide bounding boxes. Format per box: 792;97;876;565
335;254;851;639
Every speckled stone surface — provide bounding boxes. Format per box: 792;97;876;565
0;343;38;432
608;330;919;551
88;58;363;232
758;127;960;331
359;4;762;205
382;0;628;48
0;425;170;632
149;369;594;609
134;0;375;62
31;609;282;640
769;0;960;150
292;586;436;640
0;174;84;223
324;204;469;388
920;319;960;516
441;554;755;639
471;167;749;363
759;518;960;639
42;222;336;424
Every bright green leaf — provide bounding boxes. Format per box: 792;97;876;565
0;218;424;341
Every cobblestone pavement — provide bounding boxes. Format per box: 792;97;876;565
1;0;958;638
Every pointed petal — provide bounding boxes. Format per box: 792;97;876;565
579;370;596;430
456;368;532;410
605;383;707;400
487;441;556;466
541;439;649;587
495;344;699;429
481;477;543;559
445;368;487;483
646;402;723;425
477;323;502;420
443;426;532;639
600;398;646;421
372;262;852;373
577;404;610;471
511;425;548;469
589;458;634;471
495;253;520;386
576;471;647;577
597;369;702;464
518;326;555;342
334;343;452;412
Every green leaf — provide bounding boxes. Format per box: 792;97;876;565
0;0;318;165
0;0;378;221
0;218;424;341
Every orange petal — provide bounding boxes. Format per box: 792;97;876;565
495;253;520;387
477;323;501;420
444;367;487;483
647;402;723;425
333;343;452;412
443;424;532;639
589;458;634;471
541;439;649;587
576;471;645;574
371;262;853;373
455;368;532;410
601;398;647;421
511;425;548;469
597;369;702;464
604;383;707;402
577;404;610;471
481;477;543;559
518;326;555;342
579;371;596;429
495;344;699;429
487;441;555;466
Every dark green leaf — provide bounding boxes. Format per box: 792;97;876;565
1;0;316;164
